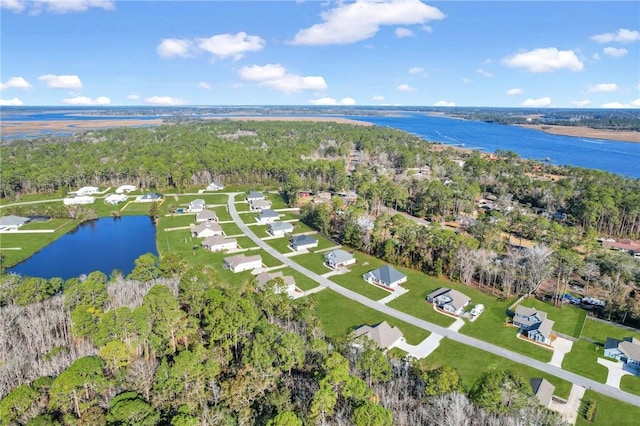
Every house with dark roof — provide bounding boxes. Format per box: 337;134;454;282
191;222;223;238
353;321;404;350
257;209;280;224
255;271;296;294
426;288;471;316
268;221;294;237
223;254;262;273
513;305;555;345
137;192;162;202
530;378;555;408
246;191;266;201
290;234;319;251
0;215;30;231
201;236;237;252
195;209;218;223
362;265;407;291
604;337;640;369
324;249;356;269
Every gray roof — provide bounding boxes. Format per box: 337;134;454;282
141;192;161;200
620;338;640;361
365;265;406;285
202;236;236;247
530;378;555;407
190;198;205;206
604;337;621;350
248;191;265;199
269;221;294;232
324;249;354;264
514;305;548;327
255;271;295;289
354;321;404;349
0;215;29;227
196;209;217;220
224;254;262;269
251;199;271;208
291;234;318;246
426;288;470;311
192;222;222;234
259;209;279;218
537;319;555;339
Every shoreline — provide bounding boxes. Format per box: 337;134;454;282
517;124;640;143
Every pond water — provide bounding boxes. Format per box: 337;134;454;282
7;216;158;280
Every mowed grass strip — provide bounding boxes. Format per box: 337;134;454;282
220;222;243;236
620;374;640;397
160;215;196;229
519;297;586;338
581;317;640;343
290;252;332;275
308;289;429;345
575;390;640;426
281;268;319;291
265;237;295;254
561;340;609;383
19;218;72;230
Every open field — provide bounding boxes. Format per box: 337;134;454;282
576;390;640;426
620;375;640;397
581;317;640;342
291;252;333;275
327;252;390;301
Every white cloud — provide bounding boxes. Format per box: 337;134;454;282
434;100;455;107
397;83;417;92
309;97;356;105
395;27;414;38
522;97;552;107
0;0;25;13
62;96;110;105
291;0;445;45
145;96;187;106
476;68;494;78
0;76;32;90
239;64;327;93
38;74;83;89
198;82;212;90
157;38;193;59
127;94;140;101
196;32;265;61
591;28;640;44
422;25;433;33
506;88;523;95
0;97;23;106
3;0;114;14
408;67;424;75
601;99;640;108
571;99;591;107
502;47;584;73
591;53;601;61
588;83;619;93
602;47;628;58
372;95;385;102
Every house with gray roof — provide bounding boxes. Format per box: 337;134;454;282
530;378;555;408
206;181;224;191
247;191;266;201
188;199;206;212
250;199;272;212
223;254;263;273
201;236;237;252
0;215;30;231
290;234;319;251
426;288;471;316
137;192;162;202
513;305;555;345
604;337;640;369
324;249;356;269
76;186;99;196
195;209;218;223
268;221;294;237
257;209;280;224
255;271;296;294
191;222;223;238
362;265;407;290
353;321;404;350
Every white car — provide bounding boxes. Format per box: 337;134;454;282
470;304;485;316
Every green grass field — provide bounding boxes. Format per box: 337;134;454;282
561;340;609;383
121;201;157;215
581;317;640;343
266;194;289;210
265;237;295;254
620;374;640;396
289;252;332;275
290;221;315;234
18;218;73;230
220;222;243;237
519;297;587;338
160;215;195;229
164;193;229;205
1;220;80;267
280;268;319;291
576;390;640;426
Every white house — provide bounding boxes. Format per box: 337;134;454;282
324;249;356;269
76;186;99;196
0;215;30;231
63;196;95;205
255;271;296;294
268;221;294;237
104;194;128;205
223;254;263;273
195;209;218;223
250;199;272;212
188;199;206;212
206;182;224;191
191;222;223;238
257;209;280;224
202;236;237;252
247;191;266;202
115;185;137;194
136;192;162;203
290;235;319;251
363;265;407;291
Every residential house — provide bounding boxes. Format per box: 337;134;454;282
104;194;128;205
255;271;296;294
257;209;280;224
76;186;99;196
191;222;223;238
602;239;640;257
604;337;640;369
353;321;404;350
115;185;137;194
426;288;471;316
136;192;162;203
513;305;555;345
206;182;224;191
362;265;407;291
0;215;30;231
324;249;356;269
195;209;218;223
290;235;319;252
250;199;272;212
530;378;555;408
246;191;266;202
202;236;237;252
223;254;263;273
63;196;95;205
188;199;206;212
268;221;294;237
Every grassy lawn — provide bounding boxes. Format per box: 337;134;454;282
1;220;80;267
211;207;232;222
160;215;195;229
235;236;259;250
266;194;289;210
576;390;640;426
519;297;586;338
251;224;270;237
308;289;429;345
291;221;315;234
256;250;283;268
620;374;640;397
424;338;572;398
164;193;229;205
276;212;301;221
281;268;319;291
581;317;640;342
265;237;295;254
561;340;608;383
290;252;332;275
220;222;243;236
121;201;157;215
311;234;339;251
19;218;73;230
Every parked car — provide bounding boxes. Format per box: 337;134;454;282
470;304;485;316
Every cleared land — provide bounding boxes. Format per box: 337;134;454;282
519;124;640;143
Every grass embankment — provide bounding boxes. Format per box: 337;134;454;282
576;390;640;426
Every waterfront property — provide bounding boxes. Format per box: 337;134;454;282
195;209;218;223
137;192;162;202
105;194;128;205
268;221;294;237
353;321;404;350
426;287;471;316
223;254;263;273
255;271;296;294
191;222;223;238
290;234;319;252
513;305;555;345
324;249;356;269
363;265;407;291
201;236;237;252
0;215;30;231
604;337;640;370
63;196;95;205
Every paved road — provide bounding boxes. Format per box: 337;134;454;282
227;193;640;408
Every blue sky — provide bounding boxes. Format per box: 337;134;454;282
1;0;639;108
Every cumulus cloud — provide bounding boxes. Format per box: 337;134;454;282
397;83;417;92
198;82;212;90
62;96;110;105
38;74;83;89
408;67;424;75
601;100;640;108
588;83;619;93
239;64;327;93
158;32;265;60
127;94;140;101
309;97;356;105
502;47;583;73
522;97;552;107
591;28;640;44
0;0;25;13
2;0;114;14
145;96;187;106
291;0;445;45
372;95;385;102
0;97;23;106
0;76;32;90
571;99;591;107
157;38;194;59
476;68;494;78
506;88;523;95
395;27;414;38
603;47;628;58
591;53;601;61
434;100;455;107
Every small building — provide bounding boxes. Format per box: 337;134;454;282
324;249;356;269
76;186;99;196
247;191;266;202
250;199;272;212
426;288;471;316
530;378;555;408
268;221;294;237
115;185;137;194
255;271;296;294
206;182;224;191
191;222;223;238
223;254;263;273
363;265;407;291
513;305;555;345
313;191;332;204
202;236;237;252
257;209;280;224
188;199;206;212
602;239;640;257
353;321;404;350
290;234;319;252
195;209;218;223
0;215;30;231
63;196;95;205
604;337;640;369
104;193;128;205
136;192;162;203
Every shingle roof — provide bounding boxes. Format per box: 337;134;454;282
196;209;218;220
251;199;271;208
354;321;404;349
426;288;470;311
0;215;29;227
192;222;222;234
255;271;295;289
324;249;354;264
259;209;279;218
514;305;548;327
202;236;235;247
620;338;640;361
269;221;294;231
224;254;262;269
366;265;406;285
291;234;318;246
530;378;555;407
248;191;265;199
537;319;555;339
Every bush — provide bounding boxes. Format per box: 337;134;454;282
583;399;597;422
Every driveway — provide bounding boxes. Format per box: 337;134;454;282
394;334;444;359
549;384;585;425
597;358;633;388
549;337;573;368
